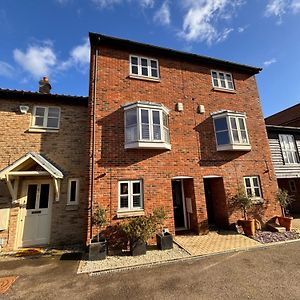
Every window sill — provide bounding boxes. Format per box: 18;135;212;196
65;204;79;211
125;141;171;150
128;75;161;82
28;128;59;133
212;87;236;94
216;144;251;151
117;210;145;218
251;198;264;205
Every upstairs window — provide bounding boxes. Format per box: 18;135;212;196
279;134;299;164
124;102;170;150
244;176;262;200
212;111;250;151
32;106;60;129
130;55;159;79
118;180;143;211
211;70;234;91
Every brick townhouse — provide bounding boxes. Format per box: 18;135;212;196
0;80;89;251
265;104;300;214
88;32;281;239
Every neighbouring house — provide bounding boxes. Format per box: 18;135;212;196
265;104;300;214
0;79;89;251
88;32;281;241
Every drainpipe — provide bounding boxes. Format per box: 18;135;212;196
90;48;98;241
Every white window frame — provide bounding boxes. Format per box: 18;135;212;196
32;106;61;130
279;134;299;164
212;111;250;151
243;176;262;200
67;178;79;205
123;102;171;150
289;180;297;193
211;70;234;91
129;55;159;79
118;180;143;212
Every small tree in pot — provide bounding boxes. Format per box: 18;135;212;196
89;204;108;260
153;207;173;250
276;188;295;231
233;186;256;236
119;215;156;256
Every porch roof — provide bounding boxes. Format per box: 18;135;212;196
0;152;63;179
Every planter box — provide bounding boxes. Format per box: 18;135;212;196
130;239;147;256
239;219;256;237
89;236;107;260
278;216;293;231
156;232;173;250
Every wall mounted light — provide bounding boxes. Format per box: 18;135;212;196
19;105;29;114
197;104;205;114
176;103;184;112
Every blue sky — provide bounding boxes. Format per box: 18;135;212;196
1;0;300;117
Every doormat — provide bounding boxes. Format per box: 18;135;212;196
0;276;18;294
15;248;44;257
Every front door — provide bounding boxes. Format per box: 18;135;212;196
172;180;187;230
21;181;52;247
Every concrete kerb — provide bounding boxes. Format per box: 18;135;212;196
86;237;300;276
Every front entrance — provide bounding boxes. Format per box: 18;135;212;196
172;180;187;230
19;180;53;247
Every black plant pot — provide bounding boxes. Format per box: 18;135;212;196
156;232;173;250
130;239;147;256
89;236;107;260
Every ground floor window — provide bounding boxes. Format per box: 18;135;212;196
243;176;262;200
118;180;143;211
67;178;79;205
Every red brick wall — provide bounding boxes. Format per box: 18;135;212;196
88;44;281;239
0;97;89;250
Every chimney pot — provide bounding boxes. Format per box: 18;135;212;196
39;76;51;94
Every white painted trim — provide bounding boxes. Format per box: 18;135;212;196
9;171;49;176
203;175;222;178
129;55;160;80
243;176;262;200
118;180;143;211
172;176;193;179
211;70;235;91
67;178;79;205
181;179;188;230
31;106;61;130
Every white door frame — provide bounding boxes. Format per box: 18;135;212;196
16;179;53;248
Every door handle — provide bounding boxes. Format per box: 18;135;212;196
32;210;41;214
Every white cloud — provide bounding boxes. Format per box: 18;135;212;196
0;61;14;78
263;58;277;66
291;0;300;13
265;0;300;23
179;0;244;44
91;0;155;9
216;28;234;43
153;1;171;25
13;44;57;78
237;25;248;33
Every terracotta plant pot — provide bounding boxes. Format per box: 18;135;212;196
239;219;256;237
278;216;293;231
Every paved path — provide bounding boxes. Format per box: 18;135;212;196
1;241;300;299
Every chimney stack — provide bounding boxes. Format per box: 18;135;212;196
39;76;51;94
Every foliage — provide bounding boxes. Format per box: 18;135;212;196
119;215;157;243
92;204;108;230
232;185;253;220
276;188;295;217
152;207;167;232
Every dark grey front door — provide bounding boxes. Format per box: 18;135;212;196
172;180;185;229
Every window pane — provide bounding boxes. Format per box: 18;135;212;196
212;72;217;78
219;73;225;80
48;108;59;118
220;80;226;88
213;79;218;86
153;125;161;140
230;118;237;129
226;74;232;81
47;117;59;128
252;177;259;187
214;118;228;131
35;107;45;117
27;185;37;209
131;56;138;65
142;124;150;139
39;184;49;209
131;66;138;74
132;182;140;194
120;196;128;208
34;116;44;127
244;178;251;187
254;188;261;197
216;131;229;145
126;125;137;142
232;129;239;143
151;69;158;78
163;113;168;127
141;110;149;123
163;127;170;143
238;118;245;130
142;67;148;76
70;181;77;202
120;183;128;195
133;195;141;207
141;58;148;66
241;131;248;143
126;109;137;126
228;82;233;89
150;60;157;68
246;188;252;197
152;111;160;124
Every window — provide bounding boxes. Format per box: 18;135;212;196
244;176;262;199
67;178;79;205
289;180;297;193
124;102;171;149
130;55;159;79
211;70;234;91
212;111;250;151
32;106;60;129
118;180;143;211
279;134;299;164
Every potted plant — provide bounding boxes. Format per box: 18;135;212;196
276;188;295;231
153;207;173;250
233;186;256;237
119;215;156;256
89;204;108;260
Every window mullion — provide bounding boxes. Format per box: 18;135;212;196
236;118;243;143
227;117;233;144
129;181;133;210
43;107;48;127
149;109;153;141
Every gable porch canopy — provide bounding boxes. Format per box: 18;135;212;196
0;152;63;202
